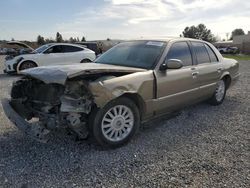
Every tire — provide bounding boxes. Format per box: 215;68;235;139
80;59;92;63
19;61;37;71
89;97;140;148
208;79;226;105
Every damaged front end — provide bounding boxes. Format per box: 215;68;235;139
2;77;93;142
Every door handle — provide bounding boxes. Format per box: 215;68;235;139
192;71;199;76
217;67;223;72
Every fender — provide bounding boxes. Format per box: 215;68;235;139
88;71;154;108
220;71;230;80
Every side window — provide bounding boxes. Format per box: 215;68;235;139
45;45;63;53
191;42;210;64
62;45;83;53
204;44;218;62
166;42;193;66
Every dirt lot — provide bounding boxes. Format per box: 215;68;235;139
0;55;249;187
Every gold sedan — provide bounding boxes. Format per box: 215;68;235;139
2;38;240;148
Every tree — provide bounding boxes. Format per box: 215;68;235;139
230;29;245;40
37;35;45;45
81;36;86;42
182;24;216;42
56;32;63;42
69;37;77;43
45;38;55;43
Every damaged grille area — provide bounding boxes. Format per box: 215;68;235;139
10;77;93;142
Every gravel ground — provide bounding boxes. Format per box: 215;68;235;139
0;55;249;187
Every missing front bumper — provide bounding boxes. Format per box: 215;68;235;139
1;99;50;142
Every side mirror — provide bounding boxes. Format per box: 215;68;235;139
160;59;183;71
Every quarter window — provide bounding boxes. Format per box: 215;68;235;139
205;44;218;62
191;42;210;64
166;42;193;66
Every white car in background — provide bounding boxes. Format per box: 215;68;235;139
4;43;96;73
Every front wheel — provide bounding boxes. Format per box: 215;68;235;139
19;61;37;71
90;97;140;148
208;79;226;105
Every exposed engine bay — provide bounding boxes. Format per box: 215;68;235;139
1;63;147;143
6;70;131;142
10;77;94;142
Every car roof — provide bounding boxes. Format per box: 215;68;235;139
128;37;208;43
49;43;85;48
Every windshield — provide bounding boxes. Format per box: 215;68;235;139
95;41;167;69
34;44;53;53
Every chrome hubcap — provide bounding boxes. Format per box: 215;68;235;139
101;105;134;142
215;80;225;102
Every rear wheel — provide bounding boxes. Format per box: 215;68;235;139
209;79;226;105
19;61;37;71
89;97;140;148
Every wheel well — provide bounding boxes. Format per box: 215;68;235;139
18;60;37;71
80;58;92;63
120;93;146;120
222;75;231;90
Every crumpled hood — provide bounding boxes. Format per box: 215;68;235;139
21;63;146;85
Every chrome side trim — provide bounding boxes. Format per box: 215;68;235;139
200;82;216;89
155;82;216;101
155;87;199;101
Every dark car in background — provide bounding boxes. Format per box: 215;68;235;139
76;42;102;55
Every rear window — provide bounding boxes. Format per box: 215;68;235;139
191;42;210;64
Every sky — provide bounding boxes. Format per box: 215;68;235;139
0;0;249;41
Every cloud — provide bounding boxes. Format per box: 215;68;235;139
55;0;250;40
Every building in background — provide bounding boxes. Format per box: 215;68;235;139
233;31;250;54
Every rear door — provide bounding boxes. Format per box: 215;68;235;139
191;42;223;98
60;45;84;65
154;41;200;114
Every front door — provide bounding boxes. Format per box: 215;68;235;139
154;41;200;114
40;45;65;66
